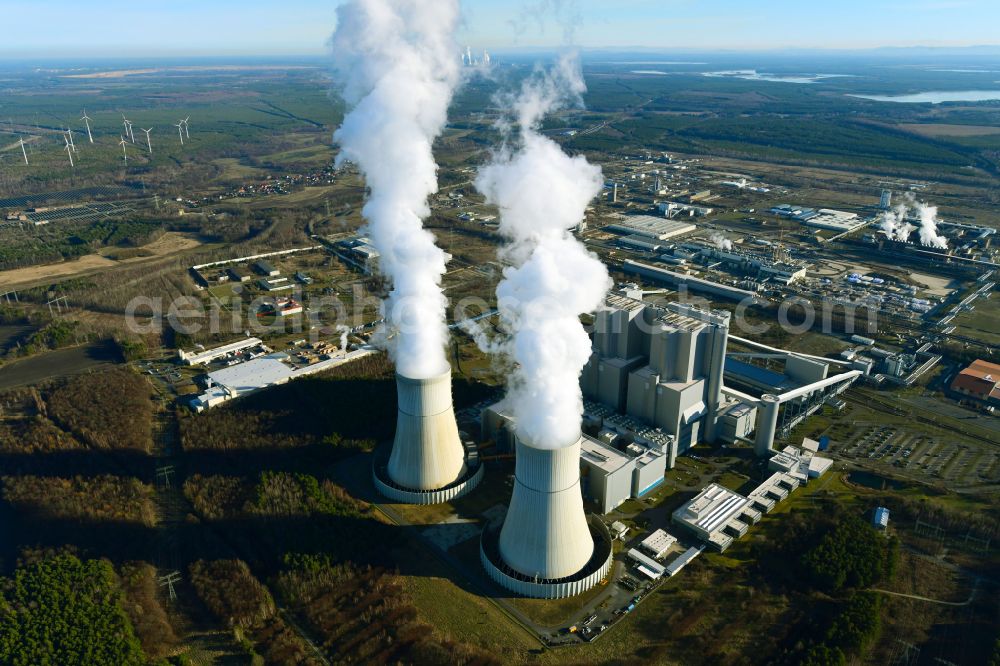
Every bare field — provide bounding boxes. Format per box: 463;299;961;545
211;158;268;181
899;123;1000;137
0;232;205;289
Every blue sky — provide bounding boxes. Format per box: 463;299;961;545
2;0;998;57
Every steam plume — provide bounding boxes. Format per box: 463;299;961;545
710;233;733;252
877;193;947;248
330;0;460;378
476;54;610;450
878;202;914;242
915;201;948;249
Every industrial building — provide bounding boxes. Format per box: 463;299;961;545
604;215;697;241
768;444;834;482
483;404;667;514
190;347;377;412
675;242;809;285
254;259;279;277
178;338;263;366
627;548;666;580
664;546;703;577
657;201;714;218
673;444;832;551
581;292;731;465
580;291;860;459
770;205;865;233
334;236;382;274
639;529;677;559
622;260;760;302
671;484;752;551
950;359;1000;407
716;402;757;443
579;435;667;513
227;267;251;283
258;277;294;292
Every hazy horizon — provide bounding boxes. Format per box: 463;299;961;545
4;0;1000;59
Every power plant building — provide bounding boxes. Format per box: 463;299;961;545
579;436;667;513
483;405;667;514
639;529;677;559
672;483;751;551
582;293;731;467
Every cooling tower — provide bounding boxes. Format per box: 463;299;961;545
386;370;467;491
498;436;594;580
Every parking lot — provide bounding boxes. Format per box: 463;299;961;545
826;421;998;488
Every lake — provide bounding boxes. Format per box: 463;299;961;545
849;90;1000;104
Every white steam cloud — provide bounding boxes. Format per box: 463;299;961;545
877;193;947;249
476;54;611;450
915;202;948;249
330;0;461;378
710;233;733;252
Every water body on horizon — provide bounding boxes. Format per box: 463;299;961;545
849;90;1000;103
701;69;853;84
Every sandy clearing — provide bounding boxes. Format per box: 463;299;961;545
0;232;204;289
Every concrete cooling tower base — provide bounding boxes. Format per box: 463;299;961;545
372;447;484;504
480;436;613;598
372;370;483;504
480;516;613;599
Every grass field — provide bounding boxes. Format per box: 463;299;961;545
951;296;1000;345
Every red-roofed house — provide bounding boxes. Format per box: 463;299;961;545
950;359;1000;407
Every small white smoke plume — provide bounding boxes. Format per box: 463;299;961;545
336;325;350;351
476;53;610;450
330;0;461;378
710;233;733;252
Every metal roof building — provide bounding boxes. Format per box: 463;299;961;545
604;215;697;241
627;548;667;579
178;337;263;366
873;507;890;530
672;483;749;541
665;546;703;576
640;529;677;559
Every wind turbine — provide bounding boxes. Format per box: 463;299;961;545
65;127;77;153
175;122;185;146
81;110;94;143
123;115;135;143
141;127;153;154
119;136;128;164
182;116;190;139
63;135;74;168
19;138;28;165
